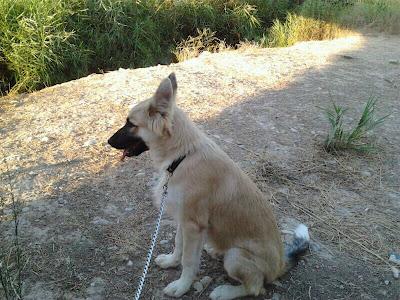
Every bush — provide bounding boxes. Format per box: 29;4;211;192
266;12;347;47
0;0;296;94
324;97;389;153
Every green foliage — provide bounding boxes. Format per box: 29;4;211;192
0;0;75;92
339;0;400;33
0;0;398;94
266;12;346;47
0;0;295;94
324;97;389;153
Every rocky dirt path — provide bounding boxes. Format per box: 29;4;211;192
1;33;399;299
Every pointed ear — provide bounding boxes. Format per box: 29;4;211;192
147;74;178;137
153;76;174;114
168;72;177;95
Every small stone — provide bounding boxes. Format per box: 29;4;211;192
83;139;97;147
135;172;145;177
160;239;169;245
124;207;134;212
100;262;105;266
22;207;29;213
193;281;203;293
392;266;399;279
389;253;400;265
3;208;12;215
200;276;212;287
28;171;37;176
57;197;67;205
384;280;390;285
127;260;133;267
271;293;281;300
86;277;106;297
41;136;49;142
91;217;112;225
361;170;371;177
272;280;283;288
378;289;387;296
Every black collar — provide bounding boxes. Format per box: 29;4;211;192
166;155;186;174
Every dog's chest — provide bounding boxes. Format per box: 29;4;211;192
152;172;183;218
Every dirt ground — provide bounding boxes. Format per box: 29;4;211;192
1;33;399;300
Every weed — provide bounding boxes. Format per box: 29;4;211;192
339;0;400;33
174;28;227;62
0;165;24;299
324;97;389;153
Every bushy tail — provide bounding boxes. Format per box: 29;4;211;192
285;224;310;270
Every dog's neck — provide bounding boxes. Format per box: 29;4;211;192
149;108;204;171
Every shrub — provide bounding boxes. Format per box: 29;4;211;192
324;97;389;153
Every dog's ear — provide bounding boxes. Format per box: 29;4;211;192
148;73;178;136
168;72;177;95
152;73;177;114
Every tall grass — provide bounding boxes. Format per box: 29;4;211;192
266;0;400;48
0;165;24;299
0;0;75;92
0;0;398;95
174;28;228;62
339;0;400;33
266;13;348;47
0;0;295;94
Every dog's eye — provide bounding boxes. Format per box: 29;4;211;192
126;118;136;128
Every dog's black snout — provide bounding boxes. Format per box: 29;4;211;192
108;126;130;149
107;136;118;148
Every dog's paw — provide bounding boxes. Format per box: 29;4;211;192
203;243;218;259
163;278;192;297
155;253;180;269
209;285;244;300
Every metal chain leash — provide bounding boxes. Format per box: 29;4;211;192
133;174;170;300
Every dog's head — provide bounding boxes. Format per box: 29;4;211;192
108;73;177;160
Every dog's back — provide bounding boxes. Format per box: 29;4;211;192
108;73;309;299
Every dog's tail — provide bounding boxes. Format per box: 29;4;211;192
284;224;310;270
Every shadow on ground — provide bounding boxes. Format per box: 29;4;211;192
1;34;399;299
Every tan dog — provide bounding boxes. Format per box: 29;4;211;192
108;73;309;299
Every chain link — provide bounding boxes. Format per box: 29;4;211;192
133;175;170;300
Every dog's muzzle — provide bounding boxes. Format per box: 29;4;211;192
108;124;149;160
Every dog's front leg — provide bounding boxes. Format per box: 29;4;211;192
155;224;182;268
163;221;204;297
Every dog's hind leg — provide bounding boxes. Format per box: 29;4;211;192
209;248;264;300
163;221;205;297
155;224;182;268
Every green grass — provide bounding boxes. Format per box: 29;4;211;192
266;0;400;47
0;0;296;94
265;12;348;47
340;0;400;34
324;97;389;153
0;0;398;95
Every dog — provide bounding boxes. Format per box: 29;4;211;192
108;73;310;299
